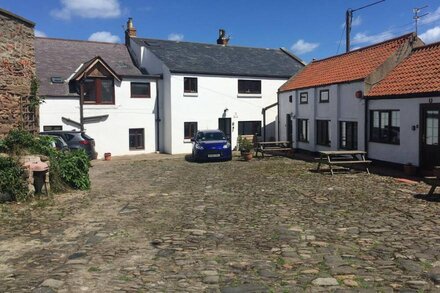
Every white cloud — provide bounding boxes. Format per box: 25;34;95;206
341;16;362;29
290;39;319;55
352;31;394;45
420;26;440;44
88;31;120;43
51;0;121;20
35;30;47;37
421;6;440;25
168;33;184;41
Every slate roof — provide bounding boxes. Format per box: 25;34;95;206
133;38;305;78
35;38;144;97
279;33;416;92
367;41;440;97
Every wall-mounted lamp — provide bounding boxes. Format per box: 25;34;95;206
355;90;363;99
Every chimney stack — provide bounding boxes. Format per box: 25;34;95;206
216;29;230;46
125;17;137;45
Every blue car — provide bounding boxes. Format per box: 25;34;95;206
192;130;232;162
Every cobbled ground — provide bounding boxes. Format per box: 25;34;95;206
1;154;440;292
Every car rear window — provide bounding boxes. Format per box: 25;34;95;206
64;134;75;141
81;133;93;140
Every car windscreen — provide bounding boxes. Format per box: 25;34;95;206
199;132;226;141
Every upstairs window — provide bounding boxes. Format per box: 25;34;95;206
238;80;261;94
289;95;293;103
131;82;151;98
83;78;114;104
299;92;308;104
319;90;329;103
184;77;198;93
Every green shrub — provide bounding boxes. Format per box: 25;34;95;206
56;150;91;190
0;129;53;156
0;156;28;202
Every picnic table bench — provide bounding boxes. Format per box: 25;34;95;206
255;141;292;158
424;166;440;195
316;150;371;175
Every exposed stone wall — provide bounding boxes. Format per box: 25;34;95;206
0;11;36;138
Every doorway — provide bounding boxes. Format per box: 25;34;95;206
286;114;292;146
420;104;440;169
218;118;232;141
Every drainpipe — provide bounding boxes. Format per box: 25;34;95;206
277;91;280;141
364;96;369;155
155;80;161;152
79;81;84;131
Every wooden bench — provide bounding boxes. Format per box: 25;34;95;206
316;150;371;175
255;141;292;158
423;177;440;195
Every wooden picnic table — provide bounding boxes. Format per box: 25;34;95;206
316;150;371;175
255;141;291;158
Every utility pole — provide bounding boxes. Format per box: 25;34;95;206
345;0;385;52
413;6;428;36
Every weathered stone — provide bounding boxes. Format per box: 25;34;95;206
311;277;339;286
41;279;64;289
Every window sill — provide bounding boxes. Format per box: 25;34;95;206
183;139;193;143
131;96;151;98
299;102;308;105
237;93;262;98
184;92;198;97
369;140;400;145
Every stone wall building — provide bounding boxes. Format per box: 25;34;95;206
0;8;36;138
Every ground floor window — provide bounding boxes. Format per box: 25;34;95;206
129;128;145;150
316;120;330;146
297;119;308;142
184;122;198;139
370;110;400;144
43;125;63;131
339;121;358;150
238;121;261;136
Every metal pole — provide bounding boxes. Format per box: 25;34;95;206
346;9;352;52
79;81;84;131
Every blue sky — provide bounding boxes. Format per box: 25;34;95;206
2;0;440;62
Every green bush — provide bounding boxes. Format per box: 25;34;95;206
0;129;91;201
0;156;28;202
55;150;91;190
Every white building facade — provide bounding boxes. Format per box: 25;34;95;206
128;24;304;154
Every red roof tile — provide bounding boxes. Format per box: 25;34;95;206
367;41;440;97
279;33;414;92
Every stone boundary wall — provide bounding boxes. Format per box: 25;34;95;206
0;9;36;138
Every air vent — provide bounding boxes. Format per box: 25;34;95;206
51;77;64;84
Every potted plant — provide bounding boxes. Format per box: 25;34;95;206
238;136;254;161
403;163;417;176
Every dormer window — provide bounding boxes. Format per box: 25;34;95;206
83;78;114;104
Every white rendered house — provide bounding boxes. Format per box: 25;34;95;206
278;33;428;166
36;38;160;158
126;20;305;154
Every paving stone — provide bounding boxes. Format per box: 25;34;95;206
40;279;64;289
312;277;339;286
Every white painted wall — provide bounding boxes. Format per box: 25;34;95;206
39;77;158;158
368;96;440;166
168;74;285;154
279;81;365;152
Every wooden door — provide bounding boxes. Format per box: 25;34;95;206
420;104;440;169
286;114;292;144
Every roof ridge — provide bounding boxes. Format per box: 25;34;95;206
136;37;283;51
36;36;124;46
413;40;440;51
311;33;414;64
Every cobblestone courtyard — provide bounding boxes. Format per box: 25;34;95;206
1;154;440;292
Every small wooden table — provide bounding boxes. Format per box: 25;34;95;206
316;150;371;175
255;141;292;158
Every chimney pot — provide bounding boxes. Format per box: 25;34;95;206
125;17;137;45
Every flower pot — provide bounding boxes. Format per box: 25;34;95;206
104;152;112;161
243;152;253;161
403;164;416;176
